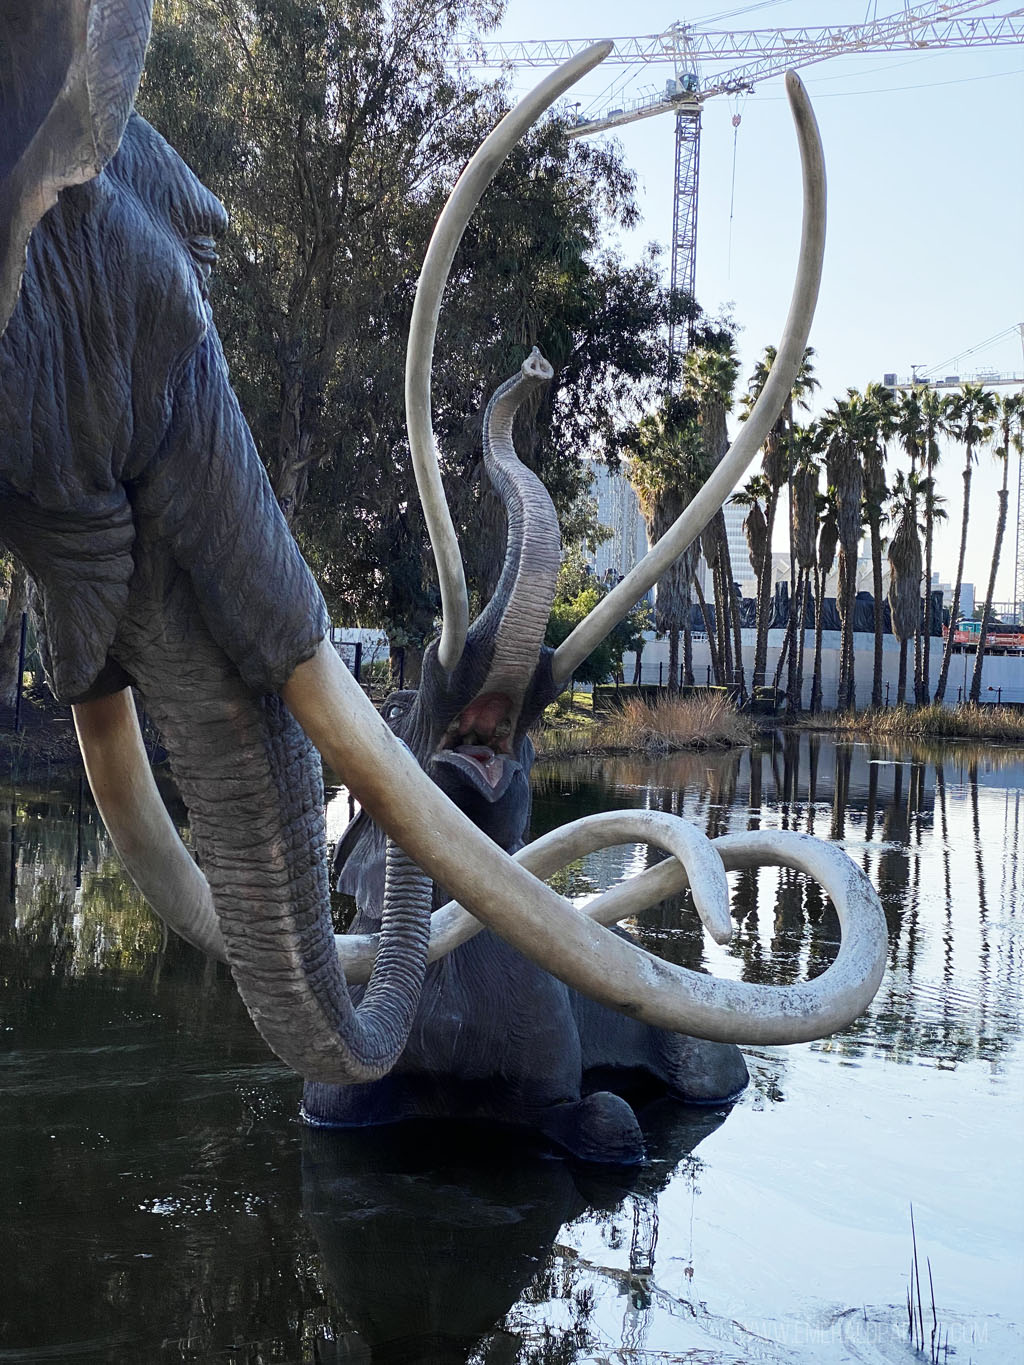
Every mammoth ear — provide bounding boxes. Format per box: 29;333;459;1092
0;0;152;335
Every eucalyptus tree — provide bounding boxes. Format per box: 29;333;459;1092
887;470;923;705
141;0;668;667
969;392;1024;703
934;384;999;703
742;345;817;691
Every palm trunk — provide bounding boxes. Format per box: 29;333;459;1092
667;627;680;692
913;613;923;707
810;567;826;714
934;454;974;702
969;472;1009;703
721;540;745;696
752;495;777;690
869;515;884;708
718;563;735;686
682;610;694;686
791;568;809;713
693;576;720;683
897;638;908;705
921;479;936;703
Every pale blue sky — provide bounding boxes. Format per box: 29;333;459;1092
468;1;1024;602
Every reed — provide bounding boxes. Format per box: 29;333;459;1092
804;702;1024;743
535;693;752;758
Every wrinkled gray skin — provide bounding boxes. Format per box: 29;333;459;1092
303;379;748;1163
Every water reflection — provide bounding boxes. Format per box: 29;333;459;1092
534;735;1024;1077
1;735;1022;1361
303;1104;726;1364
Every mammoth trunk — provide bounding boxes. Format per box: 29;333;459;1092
117;560;431;1085
469;352;561;707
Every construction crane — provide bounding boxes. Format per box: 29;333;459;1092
457;4;1024;380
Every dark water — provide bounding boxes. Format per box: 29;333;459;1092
1;736;1022;1363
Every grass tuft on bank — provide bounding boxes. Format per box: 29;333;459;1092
535;692;752;758
804;702;1024;742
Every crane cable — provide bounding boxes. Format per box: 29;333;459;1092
727;93;746;277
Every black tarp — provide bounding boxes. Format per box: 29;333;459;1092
686;586;943;636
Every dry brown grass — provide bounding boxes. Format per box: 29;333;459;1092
803;701;1024;743
535;692;752;758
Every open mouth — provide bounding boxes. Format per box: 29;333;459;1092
431;693;518;802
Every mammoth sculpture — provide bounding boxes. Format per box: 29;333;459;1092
0;2;886;1161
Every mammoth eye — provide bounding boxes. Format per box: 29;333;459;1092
387;704;405;720
187;234;219;292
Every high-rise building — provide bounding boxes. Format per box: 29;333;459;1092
587;461;646;583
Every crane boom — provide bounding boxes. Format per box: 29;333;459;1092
455;12;1024;71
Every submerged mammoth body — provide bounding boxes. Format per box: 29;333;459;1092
304;366;747;1162
1;1;887;1163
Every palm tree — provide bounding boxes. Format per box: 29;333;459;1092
735;474;769;595
684;343;744;693
789;428;820;711
861;382;898;706
742;345;817;693
818;391;875;710
887;470;923;705
969;392;1024;703
933;383;999;703
625;397;704;691
917;387;953;700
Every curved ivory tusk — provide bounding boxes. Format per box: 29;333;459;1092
335;808;734;980
406;40;613;673
550;69;827;687
72;689;228;962
337;822;887;1045
283;642;884;1044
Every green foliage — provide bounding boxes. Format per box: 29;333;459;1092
544;556;651;686
140;0;669;640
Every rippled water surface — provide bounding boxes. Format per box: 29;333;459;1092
1;735;1022;1363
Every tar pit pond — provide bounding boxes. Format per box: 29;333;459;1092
0;734;1021;1363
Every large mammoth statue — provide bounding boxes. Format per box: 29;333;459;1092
0;2;886;1161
